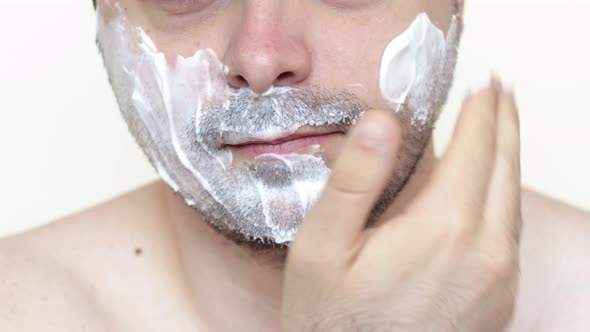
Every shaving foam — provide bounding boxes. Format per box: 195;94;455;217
97;2;458;244
380;13;459;126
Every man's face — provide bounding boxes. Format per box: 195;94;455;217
97;0;459;246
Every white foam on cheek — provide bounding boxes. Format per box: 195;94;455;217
98;5;236;211
379;13;459;126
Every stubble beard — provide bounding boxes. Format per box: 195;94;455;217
118;86;434;253
97;14;457;255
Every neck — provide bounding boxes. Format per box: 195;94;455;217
159;139;438;331
162;186;284;331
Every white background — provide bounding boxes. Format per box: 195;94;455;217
0;0;588;236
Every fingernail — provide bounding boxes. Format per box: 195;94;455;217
353;113;389;148
469;73;493;95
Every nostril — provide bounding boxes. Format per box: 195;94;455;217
235;75;248;86
231;72;296;90
277;71;295;83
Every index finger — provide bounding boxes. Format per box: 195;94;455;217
412;80;501;216
484;91;522;243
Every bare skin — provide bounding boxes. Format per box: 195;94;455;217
1;95;589;331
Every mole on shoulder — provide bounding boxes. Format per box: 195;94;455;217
134;247;143;256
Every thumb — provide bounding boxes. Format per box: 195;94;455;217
294;110;401;255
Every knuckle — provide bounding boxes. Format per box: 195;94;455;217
351;133;385;154
481;249;517;283
288;246;323;271
494;212;523;246
327;170;373;197
444;210;480;245
288;242;340;274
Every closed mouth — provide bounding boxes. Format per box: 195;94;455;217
224;129;345;157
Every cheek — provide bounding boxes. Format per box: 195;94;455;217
302;10;415;111
137;27;229;66
101;0;156;30
97;0;120;21
306;31;391;110
111;0;234;64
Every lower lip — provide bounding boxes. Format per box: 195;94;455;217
229;133;343;157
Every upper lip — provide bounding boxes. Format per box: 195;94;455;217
224;128;344;147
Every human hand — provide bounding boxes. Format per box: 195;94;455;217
282;79;521;332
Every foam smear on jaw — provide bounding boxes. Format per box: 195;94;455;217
97;1;458;244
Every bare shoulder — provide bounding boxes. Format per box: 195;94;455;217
0;182;166;331
0;234;105;331
521;189;590;262
522;189;590;229
509;189;590;331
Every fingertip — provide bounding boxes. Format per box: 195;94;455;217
466;73;504;101
352;110;401;152
468;73;493;96
459;83;500;132
491;75;503;92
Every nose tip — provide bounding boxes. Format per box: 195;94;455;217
224;34;311;94
227;62;299;94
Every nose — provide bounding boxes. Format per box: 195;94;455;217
223;3;311;94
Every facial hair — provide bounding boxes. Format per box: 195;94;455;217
96;6;458;248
